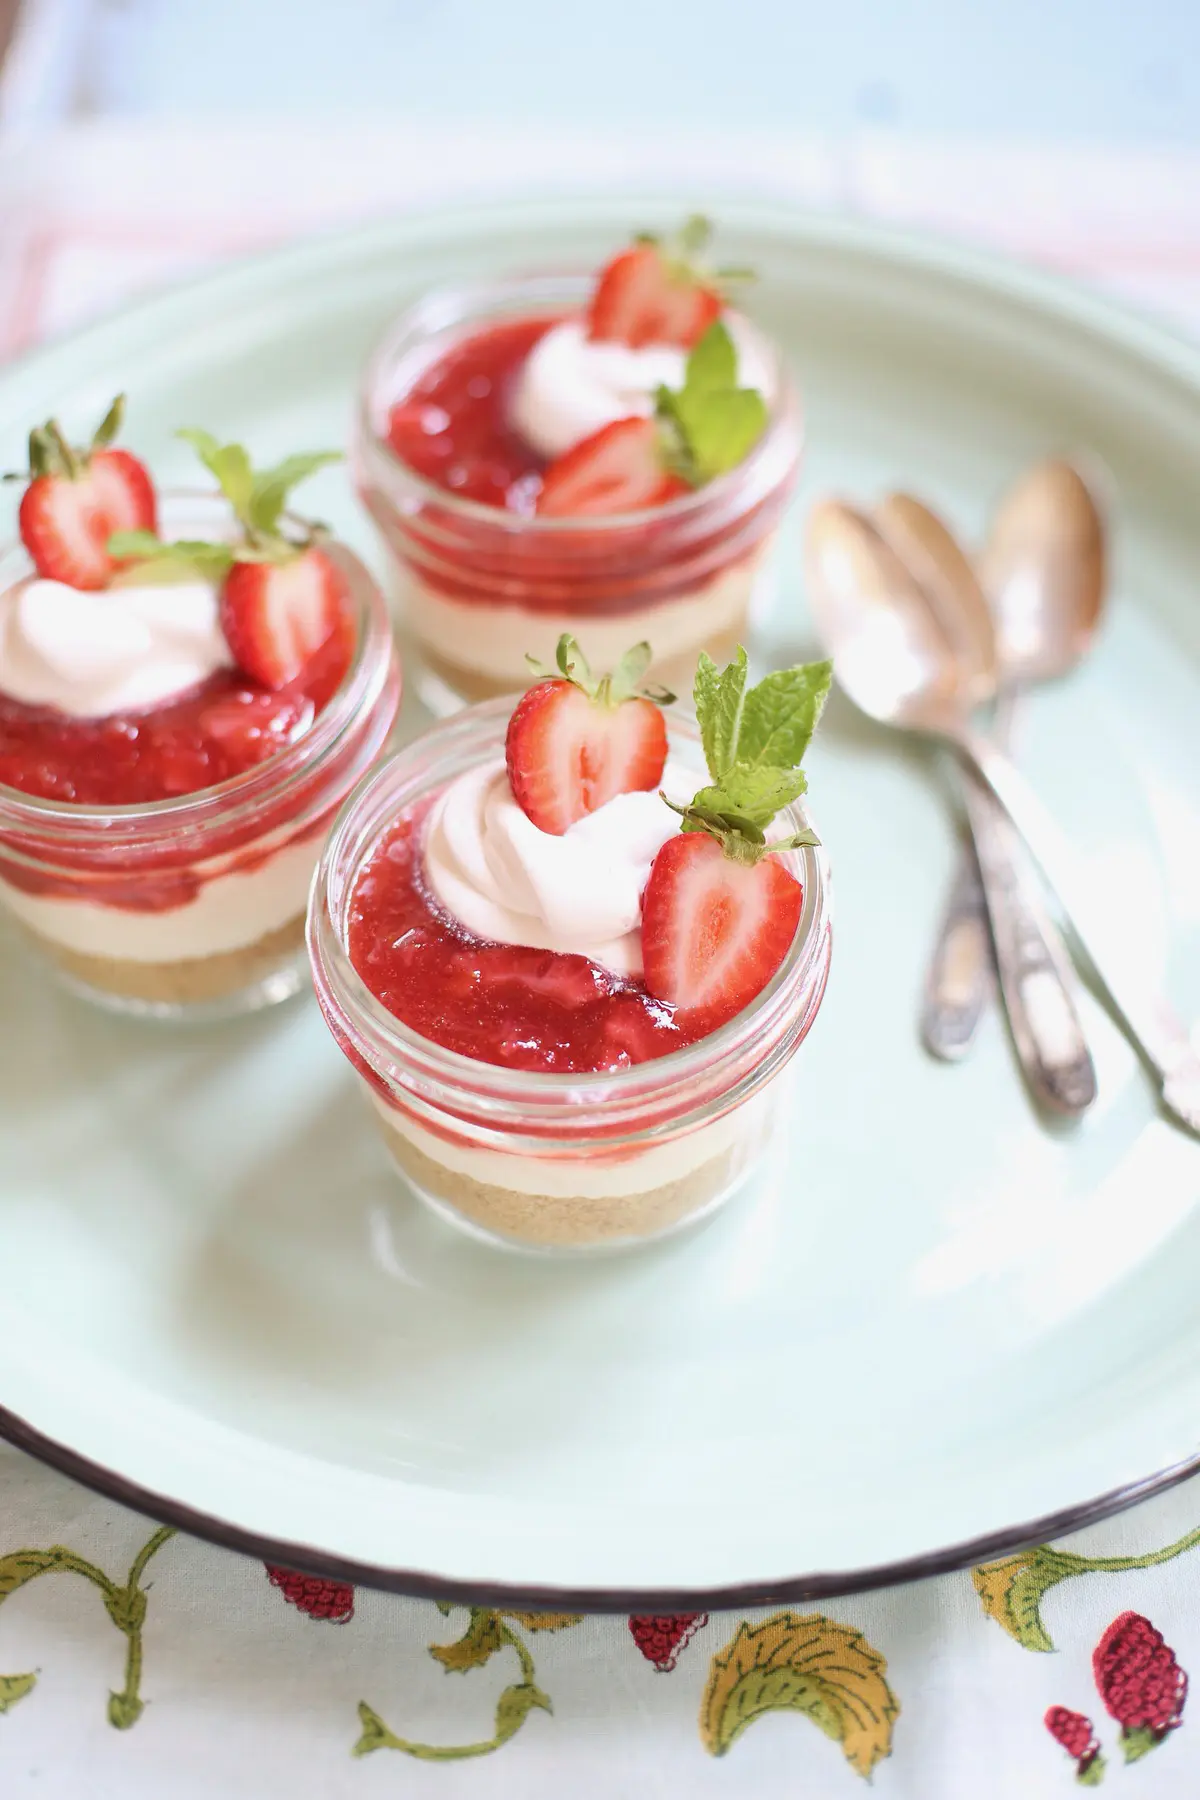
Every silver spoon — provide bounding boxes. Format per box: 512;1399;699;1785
920;459;1107;1065
805;498;1200;1137
874;493;1096;1114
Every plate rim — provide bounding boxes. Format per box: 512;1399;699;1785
2;193;1200;1605
3;1397;1197;1609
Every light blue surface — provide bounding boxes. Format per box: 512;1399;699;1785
84;0;1200;141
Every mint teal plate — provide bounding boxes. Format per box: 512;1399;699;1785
1;200;1198;1607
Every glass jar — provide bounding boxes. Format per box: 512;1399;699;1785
0;494;402;1021
308;699;832;1253
354;275;801;712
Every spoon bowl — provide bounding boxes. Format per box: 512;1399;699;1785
978;457;1108;683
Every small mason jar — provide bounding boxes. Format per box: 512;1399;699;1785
308;699;832;1253
0;494;402;1021
354;274;801;712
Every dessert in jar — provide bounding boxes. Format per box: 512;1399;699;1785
0;400;401;1018
309;634;832;1250
354;216;801;708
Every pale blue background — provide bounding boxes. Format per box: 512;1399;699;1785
83;0;1200;139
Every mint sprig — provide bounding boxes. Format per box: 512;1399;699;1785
108;430;340;580
664;648;832;863
526;632;675;708
655;320;769;486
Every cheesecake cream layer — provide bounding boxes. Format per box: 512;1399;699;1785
0;826;318;963
402;549;767;688
369;1084;767;1201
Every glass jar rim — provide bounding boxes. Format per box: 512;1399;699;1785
308;696;833;1134
357;270;801;537
0;490;399;844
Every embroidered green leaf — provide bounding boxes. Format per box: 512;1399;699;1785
107;1690;144;1730
504;1612;584;1633
429;1608;507;1674
104;1585;147;1635
0;1550;61;1600
971;1549;1085;1654
700;1612;898;1779
352;1701;397;1757
0;1673;36;1714
494;1682;552;1743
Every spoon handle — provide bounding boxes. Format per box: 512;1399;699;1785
957;728;1200;1137
919;828;992;1061
959;774;1098;1113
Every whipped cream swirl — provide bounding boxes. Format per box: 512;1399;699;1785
510;316;776;462
0;576;231;718
424;756;695;977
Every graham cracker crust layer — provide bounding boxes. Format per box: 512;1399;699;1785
24;913;307;1006
378;1117;743;1248
414;617;751;707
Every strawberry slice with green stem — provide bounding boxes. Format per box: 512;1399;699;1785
642;648;832;1021
535;320;769;519
587;214;753;350
4;394;156;590
505;634;674;835
109;430;346;689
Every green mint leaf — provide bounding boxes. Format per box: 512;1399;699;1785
106;528;165;560
692;645;749;781
702;763;808;829
248;449;341;535
736;660;834;771
108;531;235;582
684;319;737;398
680;386;768;482
177;428;254;523
91;394;126;448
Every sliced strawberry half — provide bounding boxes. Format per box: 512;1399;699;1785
12;398;156;590
219;546;349;690
641;832;803;1020
535;416;686;519
588;242;723;350
506;679;668;835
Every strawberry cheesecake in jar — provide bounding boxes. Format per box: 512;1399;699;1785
309;635;832;1251
0;401;400;1018
355;217;800;710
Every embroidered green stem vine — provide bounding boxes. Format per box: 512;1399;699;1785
974;1525;1200;1653
354;1606;580;1761
0;1525;176;1726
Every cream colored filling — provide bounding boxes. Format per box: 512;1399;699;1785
368;1084;766;1200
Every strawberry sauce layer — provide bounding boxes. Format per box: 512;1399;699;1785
386;317;557;513
348;799;716;1074
0;629;351;806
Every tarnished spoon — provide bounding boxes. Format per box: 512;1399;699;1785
875;493;1097;1114
919;459;1108;1062
805;498;1200;1137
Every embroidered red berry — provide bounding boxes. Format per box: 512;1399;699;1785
1093;1610;1187;1763
628;1613;708;1671
1045;1706;1106;1784
265;1564;354;1623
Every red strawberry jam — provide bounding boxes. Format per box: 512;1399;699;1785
347;798;719;1075
386;317;558;513
0;626;351;806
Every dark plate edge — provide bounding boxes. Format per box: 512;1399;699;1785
3;1400;1197;1612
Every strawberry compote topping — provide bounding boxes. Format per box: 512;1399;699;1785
387;317;556;513
349;800;705;1074
0;627;350;805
